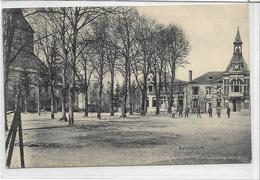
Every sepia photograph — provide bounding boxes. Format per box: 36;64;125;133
2;4;252;169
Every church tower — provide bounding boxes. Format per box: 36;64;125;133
222;28;250;112
226;29;248;72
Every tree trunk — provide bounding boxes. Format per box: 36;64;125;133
84;87;89;117
60;70;68;121
37;80;41;116
68;71;75;125
156;75;162;115
140;91;146;116
128;73;133;115
68;86;74;124
110;71;114;116
50;84;55;119
167;75;174;114
122;79;127;118
140;86;147;116
97;80;103;119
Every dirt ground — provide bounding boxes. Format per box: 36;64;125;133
6;110;251;168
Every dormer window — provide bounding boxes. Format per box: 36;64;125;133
208;76;213;80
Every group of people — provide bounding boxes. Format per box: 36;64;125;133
171;105;190;118
171;104;231;118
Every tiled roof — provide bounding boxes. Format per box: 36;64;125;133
11;52;47;72
191;71;223;84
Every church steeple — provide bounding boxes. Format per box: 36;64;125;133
233;28;243;55
233;28;242;44
226;28;248;72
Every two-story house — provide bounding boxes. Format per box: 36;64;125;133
187;29;250;113
146;77;188;113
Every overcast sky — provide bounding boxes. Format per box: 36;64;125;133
136;4;249;81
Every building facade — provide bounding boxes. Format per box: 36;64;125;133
146;78;188;113
187;29;250;113
147;29;250;114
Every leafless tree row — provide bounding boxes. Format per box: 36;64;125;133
4;7;191;128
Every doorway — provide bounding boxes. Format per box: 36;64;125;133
178;100;183;107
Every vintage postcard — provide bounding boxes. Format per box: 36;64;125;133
2;4;252;169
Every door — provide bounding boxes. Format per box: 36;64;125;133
178;100;183;107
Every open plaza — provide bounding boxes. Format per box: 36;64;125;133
7;110;251;168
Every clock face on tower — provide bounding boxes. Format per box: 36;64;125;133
234;64;239;70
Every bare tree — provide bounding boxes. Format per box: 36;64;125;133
77;47;94;117
112;8;140;118
90;16;110;119
105;16;119;116
131;16;158;115
37;37;59;119
62;7;117;124
164;25;191;113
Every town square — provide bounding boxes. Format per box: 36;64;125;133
3;4;252;168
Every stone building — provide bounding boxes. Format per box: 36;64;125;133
146;29;250;114
4;9;47;112
146;77;188;113
187;29;250;113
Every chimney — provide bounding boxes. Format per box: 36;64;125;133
189;70;192;82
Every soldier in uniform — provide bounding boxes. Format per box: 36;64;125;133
227;106;231;118
185;105;190;118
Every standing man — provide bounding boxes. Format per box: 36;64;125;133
185;105;190;118
227;106;231;118
217;107;221;118
197;105;201;118
208;105;213;118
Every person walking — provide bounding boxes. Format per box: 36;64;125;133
185;105;190;118
217;107;221;118
172;104;176;118
197;105;201;118
227;106;231;118
179;105;183;118
208;105;213;118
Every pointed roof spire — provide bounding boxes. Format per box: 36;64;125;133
234;28;242;44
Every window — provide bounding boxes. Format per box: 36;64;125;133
206;87;211;94
217;85;222;94
160;96;167;105
231;79;242;92
224;79;229;85
192;99;198;108
208;76;213;80
192;87;199;95
179;85;184;92
148;85;153;92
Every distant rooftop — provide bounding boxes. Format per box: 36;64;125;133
191;71;223;84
